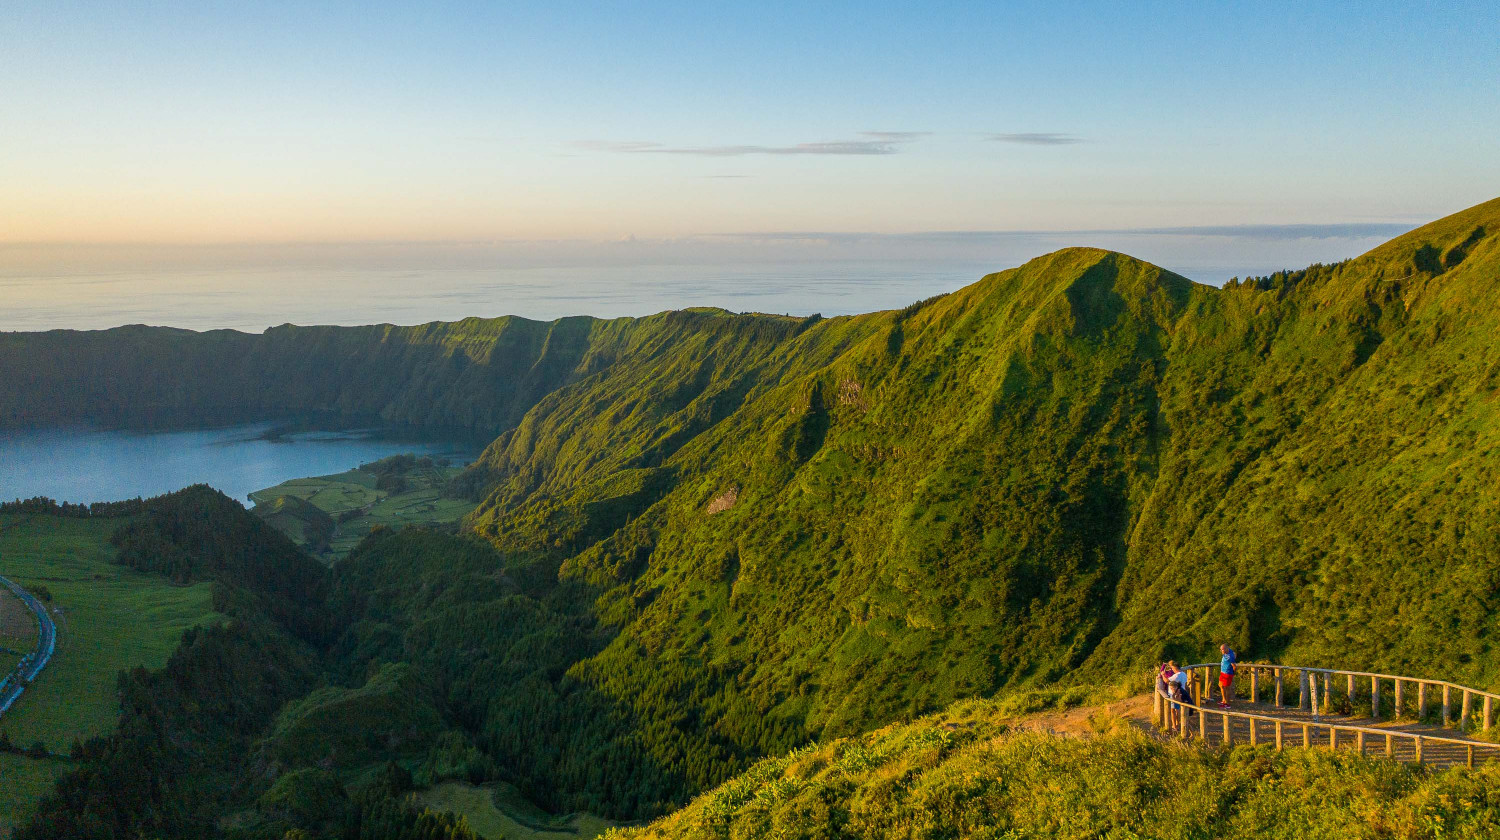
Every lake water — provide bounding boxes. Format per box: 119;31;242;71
0;423;485;505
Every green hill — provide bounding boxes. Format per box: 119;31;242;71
5;198;1500;835
606;696;1500;840
418;198;1500;810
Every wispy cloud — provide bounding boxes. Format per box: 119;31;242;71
987;132;1083;145
576;131;926;157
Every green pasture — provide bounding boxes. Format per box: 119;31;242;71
251;461;476;560
417;781;613;840
0;513;219;836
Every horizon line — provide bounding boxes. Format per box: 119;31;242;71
0;222;1424;250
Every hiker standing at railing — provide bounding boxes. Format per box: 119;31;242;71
1157;662;1176;729
1218;644;1238;709
1167;662;1191;728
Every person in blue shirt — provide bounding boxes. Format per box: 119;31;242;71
1218;644;1238;708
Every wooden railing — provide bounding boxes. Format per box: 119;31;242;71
1151;662;1500;768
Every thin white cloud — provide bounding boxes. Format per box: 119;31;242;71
576;131;926;157
987;132;1083;145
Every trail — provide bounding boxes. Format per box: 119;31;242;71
1142;663;1500;770
0;576;57;719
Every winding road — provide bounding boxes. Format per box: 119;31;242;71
0;575;57;718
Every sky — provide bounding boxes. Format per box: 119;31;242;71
3;1;1499;280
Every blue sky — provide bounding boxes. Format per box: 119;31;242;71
3;0;1498;246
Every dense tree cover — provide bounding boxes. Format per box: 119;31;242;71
0;496;147;517
13;489;475;840
111;485;335;644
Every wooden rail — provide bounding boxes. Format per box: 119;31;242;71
1151;662;1500;769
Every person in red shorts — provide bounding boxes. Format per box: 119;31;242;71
1218;643;1238;708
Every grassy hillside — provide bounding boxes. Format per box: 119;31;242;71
416;782;614;840
440;197;1500;812
608;696;1500;840
5;198;1500;834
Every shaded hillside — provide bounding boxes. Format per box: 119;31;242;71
0;310;816;433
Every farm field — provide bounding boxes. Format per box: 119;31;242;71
0;585;36;677
250;456;476;559
416;781;614;840
0;513;220;838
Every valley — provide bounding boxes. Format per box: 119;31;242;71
0;197;1497;838
249;454;476;560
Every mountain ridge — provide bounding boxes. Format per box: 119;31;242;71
4;198;1500;825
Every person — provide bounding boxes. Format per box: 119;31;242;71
1157;662;1174;727
1218;643;1238;709
1167;662;1191;729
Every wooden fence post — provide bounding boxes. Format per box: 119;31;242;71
1250;668;1259;703
1415;735;1423;765
1348;673;1356;704
1329;727;1337;750
1299;670;1311;712
1372;677;1381;720
1323;673;1332;709
1302;724;1310;748
1309;672;1320;719
1180;703;1189;740
1356;730;1365;755
1275;720;1284;750
1468;744;1475;769
1200;703;1207;740
1275;670;1284;707
1385;732;1393;757
1395;679;1404;718
1222;713;1231;745
1419;682;1428;720
1462;690;1472;729
1444;685;1452;725
1249;717;1258;746
1154;691;1162;728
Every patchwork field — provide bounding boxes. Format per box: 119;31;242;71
0;586;37;677
250;456;476;560
416;781;614;840
0;513;219;837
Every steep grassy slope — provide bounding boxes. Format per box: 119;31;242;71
608;697;1500;840
0;310;815;433
440;198;1500;810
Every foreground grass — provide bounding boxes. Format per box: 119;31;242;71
417;781;615;840
609;697;1500;840
0;513;219;836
